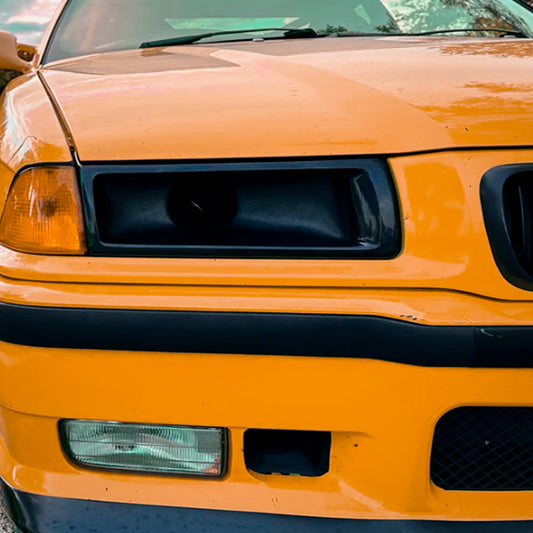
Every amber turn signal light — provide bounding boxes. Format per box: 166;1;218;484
0;166;87;255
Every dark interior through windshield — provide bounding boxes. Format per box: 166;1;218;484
44;0;533;63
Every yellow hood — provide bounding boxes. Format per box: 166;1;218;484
42;36;533;161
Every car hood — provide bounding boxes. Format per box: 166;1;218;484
42;37;533;161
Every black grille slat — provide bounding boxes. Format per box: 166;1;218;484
481;164;533;290
431;407;533;490
504;177;533;271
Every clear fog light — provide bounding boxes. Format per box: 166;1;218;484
60;420;227;477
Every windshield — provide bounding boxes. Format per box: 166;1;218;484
44;0;533;63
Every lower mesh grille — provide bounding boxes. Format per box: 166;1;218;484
430;407;533;490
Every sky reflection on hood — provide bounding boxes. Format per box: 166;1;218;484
0;0;60;44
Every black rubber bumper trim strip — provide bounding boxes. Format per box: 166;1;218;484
3;485;533;533
1;301;533;367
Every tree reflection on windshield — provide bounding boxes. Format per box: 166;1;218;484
1;0;533;46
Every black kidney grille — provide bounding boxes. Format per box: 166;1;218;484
431;407;533;490
481;165;533;290
503;175;533;274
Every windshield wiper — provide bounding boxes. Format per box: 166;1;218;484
140;26;527;49
410;28;527;37
334;28;528;39
140;28;320;48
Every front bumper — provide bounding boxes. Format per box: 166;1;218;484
0;310;532;523
1;145;533;527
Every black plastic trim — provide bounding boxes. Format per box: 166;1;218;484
481;163;533;291
80;159;401;259
1;302;533;367
1;482;532;533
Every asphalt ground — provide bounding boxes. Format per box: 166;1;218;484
0;509;16;532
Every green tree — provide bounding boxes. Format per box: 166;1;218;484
0;70;20;95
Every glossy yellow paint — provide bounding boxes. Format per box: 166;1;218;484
40;37;533;161
0;151;531;302
1;8;533;524
5;33;533;167
0;75;71;168
0;149;530;520
0;347;531;520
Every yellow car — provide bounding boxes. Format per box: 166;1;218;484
0;1;533;532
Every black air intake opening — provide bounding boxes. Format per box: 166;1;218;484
84;159;401;259
431;407;533;491
243;429;331;477
481;164;533;290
